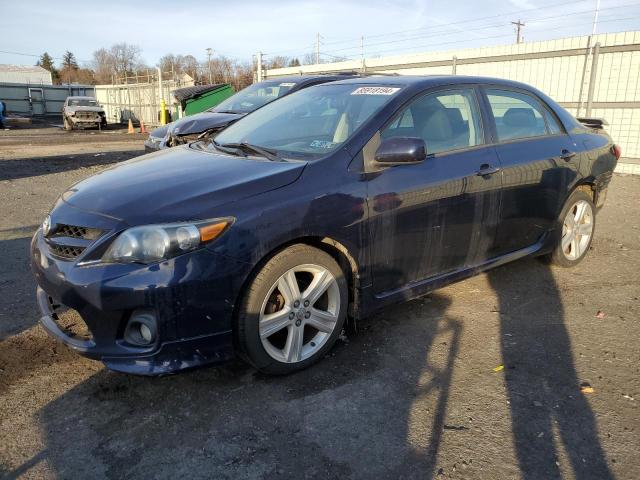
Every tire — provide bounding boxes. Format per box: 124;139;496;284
546;189;596;267
63;115;73;131
236;244;348;375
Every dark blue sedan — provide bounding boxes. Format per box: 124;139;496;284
31;76;619;375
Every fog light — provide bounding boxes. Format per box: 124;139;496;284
124;310;157;346
139;323;153;343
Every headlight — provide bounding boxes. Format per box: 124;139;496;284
102;218;233;264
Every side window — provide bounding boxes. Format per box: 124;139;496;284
543;109;563;135
382;88;483;155
486;89;553;141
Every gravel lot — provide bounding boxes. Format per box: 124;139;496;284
0;122;638;479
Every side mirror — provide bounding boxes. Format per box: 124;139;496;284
374;137;426;166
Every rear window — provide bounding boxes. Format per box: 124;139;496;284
486;89;550;141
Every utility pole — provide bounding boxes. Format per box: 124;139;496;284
206;47;213;84
591;0;601;35
512;20;525;44
256;51;263;82
315;32;321;64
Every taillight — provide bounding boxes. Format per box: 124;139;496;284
612;144;622;160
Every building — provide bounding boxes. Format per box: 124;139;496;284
0;65;53;85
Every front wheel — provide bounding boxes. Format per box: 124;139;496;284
235;244;348;375
547;189;596;267
63;116;73;131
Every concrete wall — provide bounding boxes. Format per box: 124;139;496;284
265;31;640;159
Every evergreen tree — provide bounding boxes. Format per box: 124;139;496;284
36;52;59;82
62;51;79;71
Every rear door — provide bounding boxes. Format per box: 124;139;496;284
367;86;503;295
481;87;578;257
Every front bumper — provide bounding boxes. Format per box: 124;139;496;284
144;135;167;152
31;227;252;375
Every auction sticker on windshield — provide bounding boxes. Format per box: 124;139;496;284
351;87;401;95
279;82;296;87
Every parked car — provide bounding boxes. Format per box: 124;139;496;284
32;76;619;375
144;74;356;152
62;96;106;130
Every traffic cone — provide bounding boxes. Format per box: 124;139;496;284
139;119;147;134
127;119;134;134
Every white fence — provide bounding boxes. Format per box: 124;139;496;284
94;77;194;127
265;31;640;159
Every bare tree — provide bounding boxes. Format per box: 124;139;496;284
92;48;116;83
268;56;290;69
182;55;200;82
110;43;142;79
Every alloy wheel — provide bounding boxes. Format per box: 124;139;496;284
258;264;340;363
561;199;594;261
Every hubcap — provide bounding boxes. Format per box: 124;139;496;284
259;264;340;363
561;199;594;261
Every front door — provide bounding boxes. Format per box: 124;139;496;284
367;87;503;296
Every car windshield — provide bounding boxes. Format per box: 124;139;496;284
210;80;297;114
68;99;98;107
212;84;401;159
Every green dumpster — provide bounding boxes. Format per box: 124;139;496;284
172;84;234;117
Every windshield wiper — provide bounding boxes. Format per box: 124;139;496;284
215;141;282;161
214;110;239;114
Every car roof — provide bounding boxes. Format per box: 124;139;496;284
324;74;537;90
262;73;357;84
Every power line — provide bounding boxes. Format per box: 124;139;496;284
319;3;640;57
0;49;92;64
327;16;639;60
318;0;594;47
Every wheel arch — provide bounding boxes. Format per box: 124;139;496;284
231;236;362;337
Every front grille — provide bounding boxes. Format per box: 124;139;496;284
54;224;102;240
75;112;99;120
49;244;85;259
49;299;92;341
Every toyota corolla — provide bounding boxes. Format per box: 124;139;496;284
31;76;619;375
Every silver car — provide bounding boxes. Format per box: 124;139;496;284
62;96;106;130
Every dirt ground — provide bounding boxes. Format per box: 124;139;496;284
0;121;638;480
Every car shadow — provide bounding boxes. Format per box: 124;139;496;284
0;151;143;181
3;260;614;478
5;285;457;478
0;233;39;340
487;259;614;480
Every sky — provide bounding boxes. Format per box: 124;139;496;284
1;0;639;68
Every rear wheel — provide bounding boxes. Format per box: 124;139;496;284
547;189;596;267
236;244;348;375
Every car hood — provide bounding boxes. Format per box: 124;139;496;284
168;111;243;137
61;147;306;225
65;106;104;113
148;123;170;139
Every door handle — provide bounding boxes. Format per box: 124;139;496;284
560;149;576;161
476;164;501;176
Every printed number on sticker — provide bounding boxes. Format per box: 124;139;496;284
351;87;400;95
